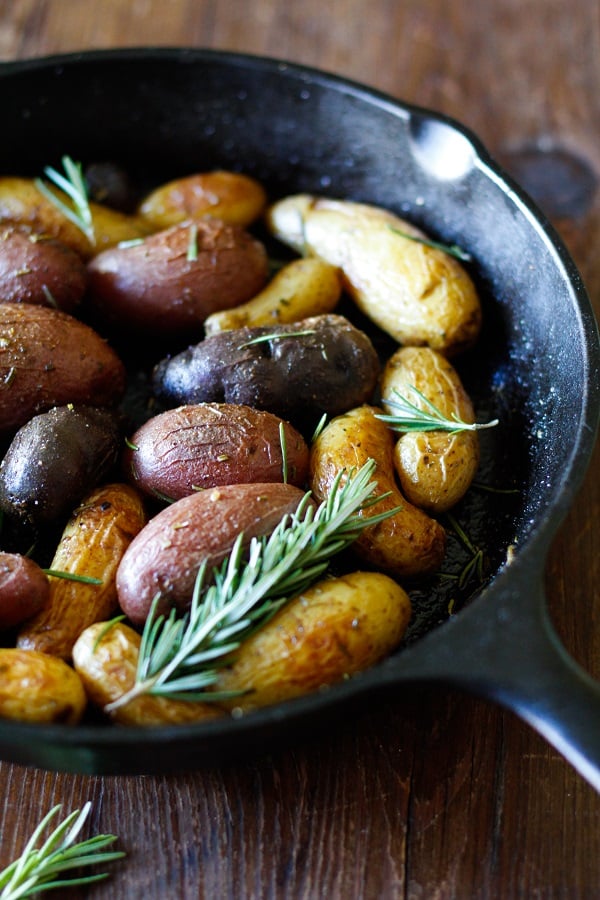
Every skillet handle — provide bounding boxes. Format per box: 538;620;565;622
388;571;600;792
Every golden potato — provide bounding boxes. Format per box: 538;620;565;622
72;621;225;725
17;483;148;660
204;257;342;334
0;176;149;258
0;648;86;724
138;169;267;229
266;194;481;356
380;346;480;512
214;571;411;712
310;405;446;577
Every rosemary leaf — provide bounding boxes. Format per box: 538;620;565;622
388;224;472;261
35;156;95;245
376;387;499;434
106;459;400;709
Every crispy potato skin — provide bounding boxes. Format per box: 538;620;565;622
0;225;87;311
204;257;342;335
116;481;311;626
310;405;446;577
0;553;49;630
138;170;268;230
72;622;224;725
214;571;411;711
381;347;480;512
0;304;126;436
17;483;147;660
0;177;149;258
0;647;86;724
124;403;309;501
86;218;269;338
266;194;481;356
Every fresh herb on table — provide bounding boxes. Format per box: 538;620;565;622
106;458;398;710
376;387;499;434
35;156;95;245
0;802;124;899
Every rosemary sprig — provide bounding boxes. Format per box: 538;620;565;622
35;156;95;245
388;224;472;261
376;387;499;434
0;802;124;899
43;568;103;586
107;458;398;709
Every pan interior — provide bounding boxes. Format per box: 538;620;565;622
0;50;596;739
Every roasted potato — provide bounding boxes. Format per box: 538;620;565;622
116;481;311;625
0;176;149;258
213;571;412;712
138;169;268;230
0;406;122;529
72;621;225;725
124;403;309;501
17;483;147;659
0;225;87;311
152;314;380;431
266;194;481;356
86;218;269;338
380;346;481;512
0;552;49;630
0;303;126;436
0;647;86;724
203;257;342;335
310;405;446;577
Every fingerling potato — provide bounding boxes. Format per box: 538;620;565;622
309;405;446;577
380;346;480;512
138;169;267;229
0;647;86;724
204;257;342;335
124;403;309;501
17;483;147;659
266;194;481;356
214;571;411;712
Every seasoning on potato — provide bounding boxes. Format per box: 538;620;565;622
86;218;270;338
116;481;313;626
17;483;148;660
266;194;481;356
0;647;86;724
137;169;268;230
0;552;49;631
0;225;87;311
310;405;446;577
379;346;482;512
203;257;342;335
124;402;310;501
0;303;126;436
152;313;381;431
0;405;122;529
213;571;412;712
72;621;226;725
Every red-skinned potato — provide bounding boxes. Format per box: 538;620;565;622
124;403;310;501
0;552;49;630
0;304;126;436
116;481;311;626
0;225;87;312
86;218;269;338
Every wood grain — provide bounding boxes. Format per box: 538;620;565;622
0;0;599;897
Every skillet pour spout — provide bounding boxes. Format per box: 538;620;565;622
0;48;599;779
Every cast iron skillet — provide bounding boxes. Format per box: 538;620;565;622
0;48;599;783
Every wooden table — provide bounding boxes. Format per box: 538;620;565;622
1;1;599;897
